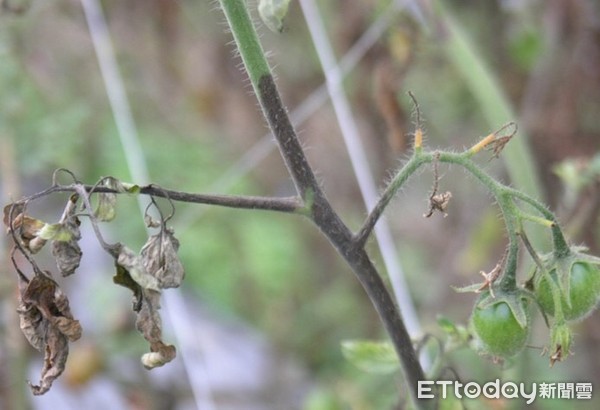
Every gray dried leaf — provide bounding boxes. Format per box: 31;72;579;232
17;300;46;351
116;245;160;291
52;240;82;276
94;177;140;222
136;289;176;369
140;227;185;289
94;191;117;222
51;196;82;276
3;208;47;253
112;265;176;369
28;325;70;395
18;272;82;395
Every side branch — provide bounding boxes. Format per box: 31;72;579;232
355;155;426;247
23;184;303;214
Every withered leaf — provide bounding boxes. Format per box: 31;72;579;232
137;289;176;369
113;262;143;312
140;227;185;289
116;245;160;291
50;196;82;276
6;212;47;253
18;272;82;395
28;326;70;395
113;263;176;369
94;177;140;222
94;191;117;222
3;202;25;227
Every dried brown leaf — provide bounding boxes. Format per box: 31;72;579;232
140;228;185;289
51;196;82;276
7;213;47;253
113;263;176;369
116;245;160;291
28;326;70;395
136;289;176;369
18;272;82;395
3;202;25;228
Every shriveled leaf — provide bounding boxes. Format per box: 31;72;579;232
113;264;176;369
51;196;82;276
3;202;25;227
94;192;117;222
52;240;82;277
116;245;161;291
17;273;46;351
140;228;185;289
113;262;143;312
18;272;82;395
136;289;176;369
28;326;70;395
341;340;400;374
6;213;47;253
38;223;73;241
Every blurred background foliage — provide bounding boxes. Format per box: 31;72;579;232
0;0;599;409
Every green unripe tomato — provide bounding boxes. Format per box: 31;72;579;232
535;262;600;321
471;301;530;358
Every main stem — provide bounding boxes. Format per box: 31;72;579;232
218;0;428;407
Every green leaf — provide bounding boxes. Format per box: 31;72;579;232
341;340;399;374
436;315;458;334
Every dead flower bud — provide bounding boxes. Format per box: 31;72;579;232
424;191;452;218
141;227;185;289
18;271;82;395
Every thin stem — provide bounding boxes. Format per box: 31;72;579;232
506;188;570;256
72;184;117;255
497;194;519;290
355;154;427;246
16;183;303;214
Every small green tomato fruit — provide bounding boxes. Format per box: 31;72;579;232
471;301;530;358
535;262;600;321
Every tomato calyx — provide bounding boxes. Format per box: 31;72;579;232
546;323;572;366
475;289;530;329
532;247;600;322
